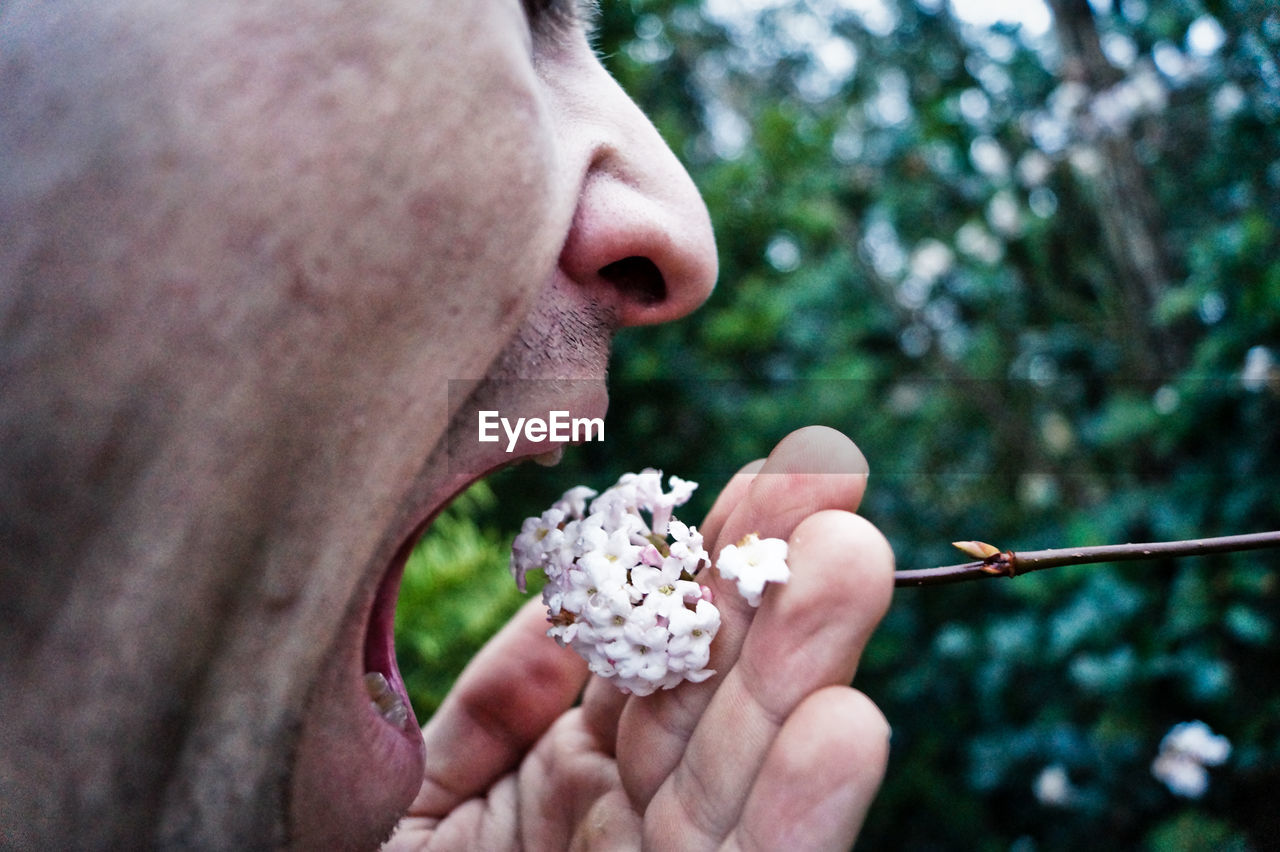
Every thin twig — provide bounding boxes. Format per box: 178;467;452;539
894;530;1280;587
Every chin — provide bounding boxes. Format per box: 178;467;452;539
284;383;608;849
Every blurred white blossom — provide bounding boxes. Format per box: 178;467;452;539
1029;61;1169;162
1033;764;1076;807
1151;720;1231;798
1242;345;1278;392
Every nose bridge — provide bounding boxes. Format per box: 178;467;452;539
556;57;718;327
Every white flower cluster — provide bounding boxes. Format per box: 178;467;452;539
510;470;790;696
1150;720;1232;798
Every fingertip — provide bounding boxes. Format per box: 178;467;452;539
786;510;895;629
806;687;891;823
835;688;892;780
738;429;870;530
760;426;870;478
791;687;891;788
738;686;891;850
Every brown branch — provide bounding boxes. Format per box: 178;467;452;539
894;531;1280;587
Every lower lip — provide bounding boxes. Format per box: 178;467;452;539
358;534;425;781
287;532;427;846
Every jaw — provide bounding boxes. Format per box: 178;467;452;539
284;467;483;849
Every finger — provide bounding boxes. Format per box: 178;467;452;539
700;425;868;550
696;457;764;549
703;427;870;679
408;596;589;818
616;428;870;808
733;687;891;850
578;670;631;754
640;510;894;846
700;426;870;667
712;426;869;558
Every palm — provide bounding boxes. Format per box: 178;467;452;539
388;428;894;851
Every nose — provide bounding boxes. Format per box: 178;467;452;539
554;60;718;328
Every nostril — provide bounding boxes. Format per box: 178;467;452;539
598;256;667;307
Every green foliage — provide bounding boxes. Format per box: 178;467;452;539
396;0;1280;847
393;482;533;719
1144;811;1250;852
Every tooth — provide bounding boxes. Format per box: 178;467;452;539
363;671;409;728
364;671;392;701
382;700;409;728
533;446;564;467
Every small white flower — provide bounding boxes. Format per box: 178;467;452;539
627;559;679;601
665;475;697;504
650;475;698;536
672;577;707;605
1161;720;1232;765
666;598;720;674
581;584;632;630
1151;720;1231;798
510;507;567;592
552;485;598;519
667;519;706;565
715;533;791;607
584;526;644;574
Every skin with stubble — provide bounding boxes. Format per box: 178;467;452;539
0;0;895;849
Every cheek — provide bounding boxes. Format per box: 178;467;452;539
167;2;570;383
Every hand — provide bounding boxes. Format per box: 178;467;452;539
387;426;895;850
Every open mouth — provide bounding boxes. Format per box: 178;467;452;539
354;447;570;757
289;381;609;845
294;479;486;848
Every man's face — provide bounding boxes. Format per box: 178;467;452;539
260;1;719;845
0;0;715;846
